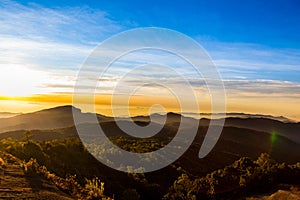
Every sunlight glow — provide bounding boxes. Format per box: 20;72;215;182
0;65;47;97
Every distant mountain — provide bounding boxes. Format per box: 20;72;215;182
198;117;300;144
183;112;296;122
0;106;299;200
0;112;21;118
0;105;111;133
128;112;198;129
0;105;299;144
131;112;300;144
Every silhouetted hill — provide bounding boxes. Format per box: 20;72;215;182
0;106;299;172
1;106;298;142
0;112;21;119
0;105;299;200
1;121;299;171
184;112;295;122
199;117;300;144
0;105;111;133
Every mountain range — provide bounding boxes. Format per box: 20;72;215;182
0;105;299;199
0;105;299;170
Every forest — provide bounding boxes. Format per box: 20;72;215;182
0;136;299;199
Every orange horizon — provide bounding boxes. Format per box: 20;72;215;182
0;92;299;121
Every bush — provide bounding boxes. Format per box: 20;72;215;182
85;177;105;199
164;153;300;199
22;158;40;175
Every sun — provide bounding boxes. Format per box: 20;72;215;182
0;65;46;97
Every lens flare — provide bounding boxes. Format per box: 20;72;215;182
271;131;278;143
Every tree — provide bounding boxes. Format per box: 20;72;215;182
23;131;33;142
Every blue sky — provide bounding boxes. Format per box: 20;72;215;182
0;0;299;118
1;0;299;81
14;0;300;48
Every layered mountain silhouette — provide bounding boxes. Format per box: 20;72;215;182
0;106;110;133
0;105;299;171
0;106;299;200
0;112;21;119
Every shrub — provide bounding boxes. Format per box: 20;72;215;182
22;158;40;175
85;177;105;199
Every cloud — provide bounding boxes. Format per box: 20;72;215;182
197;40;300;81
0;0;126;95
0;0;299;102
0;36;90;70
0;0;123;44
223;79;300;98
119;77;300;100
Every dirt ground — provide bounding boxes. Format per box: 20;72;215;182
0;151;74;200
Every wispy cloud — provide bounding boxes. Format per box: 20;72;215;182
0;0;123;44
197;40;300;82
0;36;90;70
114;77;300;98
0;0;125;95
0;0;299;121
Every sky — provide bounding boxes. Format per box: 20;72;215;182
0;0;299;120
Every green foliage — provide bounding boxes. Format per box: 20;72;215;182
22;158;40;175
163;174;196;200
2;136;299;200
0;137;165;199
113;136;165;153
21;158;109;199
23;131;33;142
22;158;83;198
164;153;300;199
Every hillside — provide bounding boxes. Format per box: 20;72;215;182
0;106;299;143
0;106;299;170
0;112;21;119
1;121;299;175
0;106;299;199
199;118;300;144
0;150;73;199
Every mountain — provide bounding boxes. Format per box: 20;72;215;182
0;106;299;200
183;112;295;122
0;112;21;119
198;117;300;144
0;105;299;144
0;105;299;162
0;105;111;133
1;118;299;171
131;112;300;144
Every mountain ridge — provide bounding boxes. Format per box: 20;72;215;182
0;105;299;144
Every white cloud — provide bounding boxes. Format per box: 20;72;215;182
0;0;123;43
0;0;299;99
197;40;300;81
0;0;125;95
